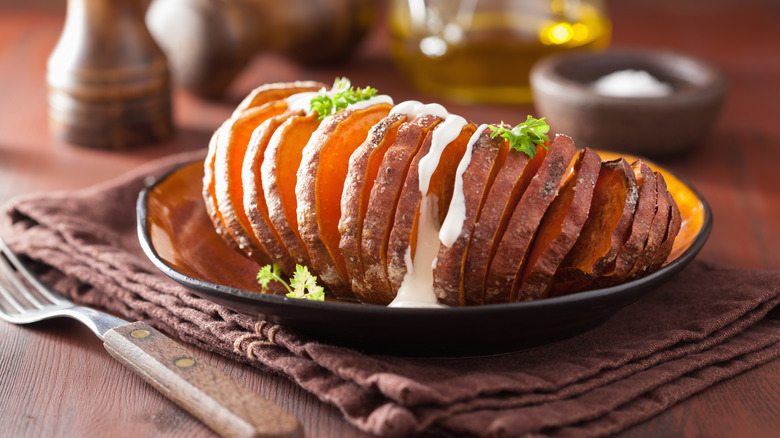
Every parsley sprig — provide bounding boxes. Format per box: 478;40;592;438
257;264;325;301
309;77;379;121
488;116;550;158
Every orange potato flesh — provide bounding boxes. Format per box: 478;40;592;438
463;144;545;306
386;123;476;294
552;158;638;296
339;114;406;302
594;161;657;287
243;112;299;276
295;105;394;297
261;113;321;268
204;81;322;261
216;102;289;263
312;105;392;295
515;147;601;301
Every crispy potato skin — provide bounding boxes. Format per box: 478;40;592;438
262;113;321;269
243;112;299;276
432;128;506;306
203;128;239;252
339;114;407;302
627;172;671;280
361;115;441;304
650;190;682;271
462;144;542;306
296;104;392;298
515;147;602;301
484;135;577;304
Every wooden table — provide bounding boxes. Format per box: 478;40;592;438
1;1;779;436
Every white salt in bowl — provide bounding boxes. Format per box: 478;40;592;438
530;48;728;157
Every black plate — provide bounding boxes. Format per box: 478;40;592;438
137;159;711;357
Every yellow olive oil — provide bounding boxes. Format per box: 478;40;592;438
389;1;611;104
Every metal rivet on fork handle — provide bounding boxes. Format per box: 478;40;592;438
131;329;151;339
174;357;196;368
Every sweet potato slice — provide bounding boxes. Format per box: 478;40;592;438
296;103;393;298
593;161;657;287
552;158;639;296
261;113;321;268
214;102;289;265
242;111;299;276
649;190;682;270
432;126;507;306
338;114;407;302
203;128;239;252
514;147;602;301
232;80;325;117
627;172;671;280
204;81;322;261
361;115;442;304
462;144;546;306
483;135;577;304
385;120;476;297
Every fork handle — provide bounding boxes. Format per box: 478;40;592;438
103;321;302;438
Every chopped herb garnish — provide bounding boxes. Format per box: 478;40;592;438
488;116;550;157
257;264;325;301
309;77;379;121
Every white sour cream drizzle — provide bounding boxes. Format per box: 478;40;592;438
389;100;449;119
285;90;393;115
439;123;488;247
388;102;484;308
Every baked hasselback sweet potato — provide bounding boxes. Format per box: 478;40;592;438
203;79;684;307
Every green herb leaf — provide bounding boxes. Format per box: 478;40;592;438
288;265;325;301
309;77;379;121
256;264;325;301
256;264;291;294
488;116;550;157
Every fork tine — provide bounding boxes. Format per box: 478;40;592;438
0;262;28;314
0;238;69;307
0;247;48;309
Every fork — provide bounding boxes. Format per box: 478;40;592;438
0;237;302;438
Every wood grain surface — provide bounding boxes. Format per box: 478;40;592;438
1;1;779;437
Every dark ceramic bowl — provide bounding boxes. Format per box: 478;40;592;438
530;48;728;157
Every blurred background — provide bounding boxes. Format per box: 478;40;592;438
1;0;773;142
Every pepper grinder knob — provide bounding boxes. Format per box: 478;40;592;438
48;0;173;149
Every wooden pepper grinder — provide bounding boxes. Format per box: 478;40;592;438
48;0;173;149
145;0;375;98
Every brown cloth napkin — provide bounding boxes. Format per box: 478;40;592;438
3;150;780;438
